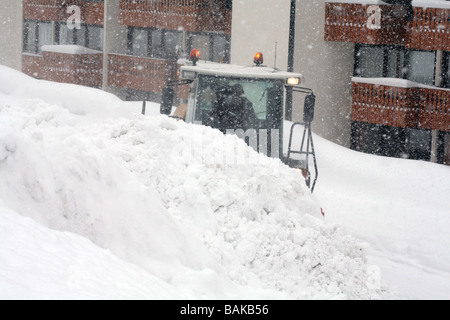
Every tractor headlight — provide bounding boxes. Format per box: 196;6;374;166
181;70;196;80
286;77;300;86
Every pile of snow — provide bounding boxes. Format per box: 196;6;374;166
0;65;387;299
0;206;186;300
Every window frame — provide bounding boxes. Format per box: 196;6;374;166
55;22;103;51
354;44;438;86
127;27;183;59
442;51;450;89
404;49;437;86
354;44;408;79
186;31;230;63
23;19;52;54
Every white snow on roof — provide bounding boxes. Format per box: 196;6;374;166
352;77;450;91
326;0;390;5
327;0;450;8
41;45;102;55
180;60;304;81
413;0;450;9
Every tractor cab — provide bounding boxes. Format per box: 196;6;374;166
160;51;318;192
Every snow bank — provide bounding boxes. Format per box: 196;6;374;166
305;128;450;299
0;65;140;121
0;204;186;300
0;65;388;299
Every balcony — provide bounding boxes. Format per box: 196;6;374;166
406;6;450;52
22;45;103;87
324;2;406;45
325;1;450;51
107;54;178;93
118;0;231;33
417;87;450;132
352;78;450;132
23;0;103;25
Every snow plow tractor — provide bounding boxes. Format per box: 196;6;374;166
159;50;318;192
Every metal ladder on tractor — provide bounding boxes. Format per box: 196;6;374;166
285;88;318;193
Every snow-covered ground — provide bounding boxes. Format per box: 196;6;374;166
0;65;449;300
313;133;450;300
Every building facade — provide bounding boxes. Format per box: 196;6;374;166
10;0;232;101
232;0;449;165
324;0;449;164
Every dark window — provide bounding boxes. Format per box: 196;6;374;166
437;132;450;165
406;50;436;86
150;29;163;57
23;20;52;54
351;122;433;161
187;32;230;63
442;52;450;89
87;25;103;51
355;45;384;78
128;27;182;59
211;34;230;63
56;22;103;51
355;45;406;79
351;122;407;158
131;28;148;57
164;30;183;59
355;45;439;86
189;33;210;60
405;128;432;161
386;47;405;78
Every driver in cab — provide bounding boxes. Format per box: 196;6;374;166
211;84;258;133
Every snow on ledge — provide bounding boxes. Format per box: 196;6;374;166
412;0;450;9
326;0;391;5
41;45;102;55
327;0;450;8
352;77;450;91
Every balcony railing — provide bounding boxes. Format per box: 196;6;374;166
23;0;103;25
118;0;231;33
406;6;450;51
352;78;450;132
107;54;178;93
325;2;450;51
324;2;406;45
417;87;450;132
22;46;103;88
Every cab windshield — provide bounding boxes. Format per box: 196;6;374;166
195;75;284;131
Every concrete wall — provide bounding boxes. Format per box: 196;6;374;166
0;0;23;71
293;0;354;147
230;0;291;71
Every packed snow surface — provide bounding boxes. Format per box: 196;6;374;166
0;65;390;299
